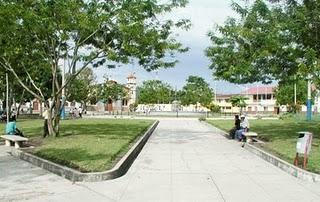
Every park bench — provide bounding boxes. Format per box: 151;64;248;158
1;135;28;148
243;132;258;143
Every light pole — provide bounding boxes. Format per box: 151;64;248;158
307;74;312;121
6;72;9;123
294;75;297;105
60;58;66;119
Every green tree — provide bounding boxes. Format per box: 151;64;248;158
206;103;221;113
67;68;96;108
99;80;127;103
275;79;315;113
205;0;318;84
129;102;139;112
138;80;173;104
230;95;248;113
180;76;214;109
0;0;190;136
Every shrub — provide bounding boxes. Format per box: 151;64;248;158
279;112;294;120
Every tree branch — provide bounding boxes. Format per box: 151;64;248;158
22;63;45;99
55;51;104;97
0;58;43;101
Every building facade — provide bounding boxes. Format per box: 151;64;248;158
216;86;280;114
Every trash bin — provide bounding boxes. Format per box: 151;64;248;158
296;132;313;155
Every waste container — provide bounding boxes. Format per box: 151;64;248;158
296;132;313;155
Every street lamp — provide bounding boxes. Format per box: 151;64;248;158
307;74;312;121
6;72;9;123
60;58;66;119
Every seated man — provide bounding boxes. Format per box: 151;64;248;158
229;115;241;139
5;117;24;137
235;115;249;141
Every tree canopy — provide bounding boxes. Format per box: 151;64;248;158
180;76;214;107
100;80;127;102
138;80;173;104
206;0;320;86
274;79;315;108
229;95;248;113
67;68;96;106
0;0;190;136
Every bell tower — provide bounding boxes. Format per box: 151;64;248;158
127;73;137;105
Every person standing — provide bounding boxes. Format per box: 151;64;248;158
42;106;49;137
11;108;17;121
79;106;83;118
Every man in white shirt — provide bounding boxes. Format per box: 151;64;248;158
236;115;250;141
240;114;250;131
43;106;49;137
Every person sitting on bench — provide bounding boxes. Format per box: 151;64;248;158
229;115;241;139
235;114;249;141
5;117;24;137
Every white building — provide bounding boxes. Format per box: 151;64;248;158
241;86;278;114
216;86;280;114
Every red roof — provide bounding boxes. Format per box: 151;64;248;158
241;86;275;95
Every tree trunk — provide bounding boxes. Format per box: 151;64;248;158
52;94;62;137
17;90;25;118
39;100;43;116
47;109;56;136
8;88;12;114
29;99;33;114
54;115;61;136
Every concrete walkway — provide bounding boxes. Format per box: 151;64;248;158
1;118;320;202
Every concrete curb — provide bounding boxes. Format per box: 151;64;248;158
244;143;320;182
204;121;320;182
10;120;159;182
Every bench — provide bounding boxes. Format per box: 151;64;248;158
243;132;258;143
1;135;28;148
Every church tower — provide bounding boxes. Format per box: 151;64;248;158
127;73;137;105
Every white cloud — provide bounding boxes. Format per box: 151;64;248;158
93;0;244;93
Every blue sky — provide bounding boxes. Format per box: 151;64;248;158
93;0;253;94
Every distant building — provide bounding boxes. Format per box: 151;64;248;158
126;73;137;106
216;86;279;114
104;73;137;112
215;94;235;113
241;86;278;114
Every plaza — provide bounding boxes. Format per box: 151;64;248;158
1;118;320;202
2;0;320;201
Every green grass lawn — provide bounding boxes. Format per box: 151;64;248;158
0;119;154;172
206;118;320;174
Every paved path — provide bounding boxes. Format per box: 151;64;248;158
1;119;320;202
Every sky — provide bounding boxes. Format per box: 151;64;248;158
93;0;258;94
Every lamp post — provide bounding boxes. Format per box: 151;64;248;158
60;59;66;119
293;75;297;105
6;72;9;123
307;74;312;121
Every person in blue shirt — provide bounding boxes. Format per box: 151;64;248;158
5;117;24;137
